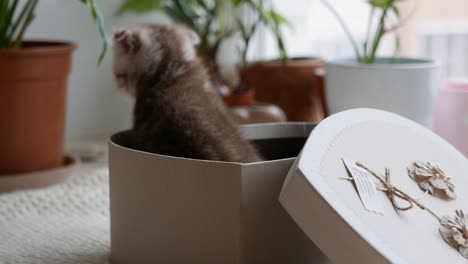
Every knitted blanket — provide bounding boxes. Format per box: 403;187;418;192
0;166;110;264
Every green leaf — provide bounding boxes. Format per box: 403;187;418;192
116;0;164;16
163;5;185;23
321;0;362;62
268;10;291;27
243;1;290;60
0;0;10;46
173;0;199;20
6;0;20;30
13;0;37;48
391;4;400;17
14;12;35;48
196;0;208;10
368;0;393;9
164;0;196;28
8;0;37;47
0;0;8;29
80;0;96;19
232;0;243;7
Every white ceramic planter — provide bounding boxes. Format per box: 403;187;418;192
325;58;439;128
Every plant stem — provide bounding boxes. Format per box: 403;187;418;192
273;23;287;62
165;1;195;29
393;33;400;59
0;0;9;47
367;0;394;63
321;0;362;62
13;0;37;48
385;0;418;34
5;0;19;34
246;0;288;61
88;0;107;65
242;21;258;65
238;18;251;65
363;7;375;59
7;0;35;47
199;11;211;51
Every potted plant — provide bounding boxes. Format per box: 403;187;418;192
237;0;327;123
322;0;438;128
0;0;107;174
227;0;286;108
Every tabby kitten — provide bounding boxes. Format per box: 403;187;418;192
112;24;261;163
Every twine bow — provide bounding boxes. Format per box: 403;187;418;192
350;162;468;259
356;162;440;221
374;167;413;211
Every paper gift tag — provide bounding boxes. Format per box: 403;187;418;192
342;159;385;215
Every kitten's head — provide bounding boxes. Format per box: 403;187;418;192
112;24;200;97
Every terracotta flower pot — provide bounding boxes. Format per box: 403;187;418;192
241;57;327;123
0;41;75;174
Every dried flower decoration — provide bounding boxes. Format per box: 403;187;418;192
352;162;467;259
407;161;456;200
439;210;468;258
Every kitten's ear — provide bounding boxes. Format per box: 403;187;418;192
186;29;200;46
176;26;200;46
113;29;141;53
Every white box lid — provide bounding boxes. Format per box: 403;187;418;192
280;108;468;264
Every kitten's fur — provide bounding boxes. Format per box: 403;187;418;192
112;24;261;163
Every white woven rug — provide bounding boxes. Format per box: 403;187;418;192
0;166;110;264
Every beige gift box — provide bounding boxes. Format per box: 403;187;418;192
109;123;328;264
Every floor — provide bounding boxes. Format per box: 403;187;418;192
0;143;111;264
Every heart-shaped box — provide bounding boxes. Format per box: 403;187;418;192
280;108;468;263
